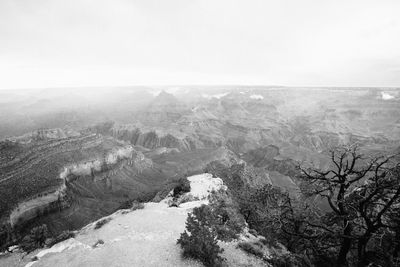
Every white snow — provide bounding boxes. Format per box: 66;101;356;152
381;92;394;100
186;173;225;200
148;90;161;96
105;146;134;164
8;245;19;252
201;93;228;99
165;87;181;95
25;239;90;267
250;94;264;100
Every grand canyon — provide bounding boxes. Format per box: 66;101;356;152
0;86;399;266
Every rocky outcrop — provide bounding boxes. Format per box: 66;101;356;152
7;144;146;228
59;145;147;182
110;124;203;151
0;133;140;228
9;185;69;227
5;128;81;144
11;173;267;267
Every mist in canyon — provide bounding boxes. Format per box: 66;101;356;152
1;0;400;266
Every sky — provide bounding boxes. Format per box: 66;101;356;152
0;0;400;89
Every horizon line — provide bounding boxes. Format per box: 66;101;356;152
1;84;400;91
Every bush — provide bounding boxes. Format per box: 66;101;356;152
168;194;199;207
118;199;145;211
248;229;258;236
45;230;75;247
20;224;49;252
94;218;111;229
259;236;280;249
238;241;265;259
168;201;179;208
92;239;104;248
177;205;225;267
131;201;145;211
172;178;191;198
208;190;246;242
118;200;133;210
267;252;310;267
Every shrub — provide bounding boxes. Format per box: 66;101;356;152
118;200;145;211
177;205;225;267
152;177;191;202
45;230;75;247
92;239;104;248
179;194;198;204
267;252;310;267
131;201;145;211
20;224;49;252
208;190;246;242
248;229;258;236
238;241;265;259
259;236;280;249
168;201;179;208
94;218;111;229
172;178;191;198
168;194;199;207
118;200;133;210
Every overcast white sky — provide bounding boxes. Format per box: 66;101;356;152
0;0;400;89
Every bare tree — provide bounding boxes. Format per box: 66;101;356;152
298;145;400;266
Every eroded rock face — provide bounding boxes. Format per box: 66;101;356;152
6;128;81;144
1;134;100;221
0;133;147;230
2;138;145;229
2;87;399;259
60;145;137;181
111;125;200;151
9;185;68;227
0;127;246;251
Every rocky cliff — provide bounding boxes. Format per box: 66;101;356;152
7;174;269;267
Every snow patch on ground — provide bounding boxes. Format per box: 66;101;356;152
250;94;264;100
381;92;394;100
148;90;161;96
25;239;90;267
187;173;225;200
201;93;228;99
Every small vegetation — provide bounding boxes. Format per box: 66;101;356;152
131;201;145;211
45;230;75;247
168;177;192;207
267;252;310;267
20;224;49;252
92;239;104;248
94;218;111;230
207;145;400;267
237;241;265;259
118;200;145;211
177;190;245;266
177;205;225;267
172;177;191;198
152;176;191;203
207;190;245;241
118;200;133;210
